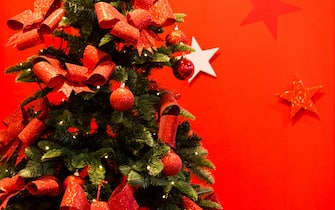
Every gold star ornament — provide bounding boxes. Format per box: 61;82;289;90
279;78;323;118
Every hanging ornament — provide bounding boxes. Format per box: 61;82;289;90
63;173;84;189
166;27;187;45
161;150;182;176
110;83;135;112
172;58;194;80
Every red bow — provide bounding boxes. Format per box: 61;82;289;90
0;99;47;165
95;0;175;55
158;93;180;148
32;45;116;101
0;175;60;210
6;0;65;50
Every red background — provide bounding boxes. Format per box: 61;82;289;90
1;0;334;209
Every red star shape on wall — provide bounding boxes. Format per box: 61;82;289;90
278;78;323;118
241;0;300;38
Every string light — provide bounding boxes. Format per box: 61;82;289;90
45;146;50;150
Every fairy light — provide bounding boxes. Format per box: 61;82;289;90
45;146;50;151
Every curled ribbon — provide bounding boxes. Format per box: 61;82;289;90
0;99;47;165
0;175;60;209
158;93;180;148
32;45;116;100
6;0;65;50
95;0;175;54
108;178;139;210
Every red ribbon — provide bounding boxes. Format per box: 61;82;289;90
181;196;203;210
91;201;110;210
60;182;90;210
0;175;60;209
6;0;64;50
0;99;47;165
32;45;116;100
158;93;180;148
95;0;175;54
107;178;139;210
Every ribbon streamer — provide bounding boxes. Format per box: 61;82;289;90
95;0;175;54
6;0;64;50
0;99;47;165
108;178;139;210
32;45;116;100
158;93;180;148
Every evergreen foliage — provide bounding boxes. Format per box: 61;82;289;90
0;0;221;209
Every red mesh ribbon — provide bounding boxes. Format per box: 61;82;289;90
158;93;180;148
26;176;60;196
181;196;203;210
60;183;90;210
108;179;139;210
95;0;175;54
6;0;64;50
0;99;47;165
32;45;116;100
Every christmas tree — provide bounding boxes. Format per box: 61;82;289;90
0;0;221;209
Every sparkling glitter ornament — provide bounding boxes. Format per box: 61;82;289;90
278;78;323;118
166;28;187;45
110;84;135;112
172;58;194;80
161;150;182;176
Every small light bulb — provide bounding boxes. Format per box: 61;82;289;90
59;120;64;125
146;165;151;170
104;155;108;159
99;165;103;169
171;181;175;185
162;195;166;199
195;152;199;155
45;146;50;150
97;86;101;89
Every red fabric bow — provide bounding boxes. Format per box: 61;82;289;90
95;0;176;54
0;175;60;210
32;45;116;101
158;93;180;148
6;0;65;50
0;99;47;165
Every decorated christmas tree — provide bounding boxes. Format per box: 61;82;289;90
0;0;221;209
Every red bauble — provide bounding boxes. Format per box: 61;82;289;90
161;150;182;176
166;29;187;45
63;174;84;189
110;87;135;112
173;58;194;80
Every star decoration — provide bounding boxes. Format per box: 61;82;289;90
278;78;323;118
241;0;300;38
183;37;219;83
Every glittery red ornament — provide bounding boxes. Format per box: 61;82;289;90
110;86;135;112
161;150;182;176
63;174;84;189
166;29;187;45
172;58;194;80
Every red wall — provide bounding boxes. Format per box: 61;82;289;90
1;0;334;209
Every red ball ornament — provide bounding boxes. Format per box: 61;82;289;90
63;174;84;189
173;58;194;80
161;150;182;176
166;29;187;45
110;86;135;112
